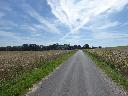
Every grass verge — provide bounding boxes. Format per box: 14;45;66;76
1;51;75;96
85;51;128;91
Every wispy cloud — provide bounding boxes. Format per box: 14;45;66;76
0;11;5;18
0;0;127;46
0;31;18;39
98;21;119;29
0;1;12;12
93;32;128;39
20;25;38;33
22;3;60;34
48;0;128;33
0;20;17;27
0;20;18;30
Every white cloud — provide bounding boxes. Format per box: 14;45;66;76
83;20;120;31
0;20;17;27
0;12;5;18
22;3;60;34
0;31;18;39
98;21;119;29
20;23;61;37
32;24;55;34
0;20;18;30
93;32;128;39
0;1;12;12
20;25;38;34
47;0;128;33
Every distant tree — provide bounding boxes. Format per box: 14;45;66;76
22;44;29;51
98;46;102;48
77;45;81;49
92;46;97;49
0;43;99;51
29;44;37;51
73;45;78;49
83;44;90;49
6;46;12;51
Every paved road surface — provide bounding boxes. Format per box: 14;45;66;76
27;50;127;96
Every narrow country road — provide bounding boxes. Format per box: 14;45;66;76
27;50;127;96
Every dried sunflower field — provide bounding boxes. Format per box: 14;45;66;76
0;50;69;83
86;46;128;77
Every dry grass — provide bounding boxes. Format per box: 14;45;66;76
0;50;75;96
0;50;69;82
86;46;128;77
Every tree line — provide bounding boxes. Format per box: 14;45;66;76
0;43;102;51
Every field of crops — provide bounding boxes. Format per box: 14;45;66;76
0;50;69;83
86;46;128;77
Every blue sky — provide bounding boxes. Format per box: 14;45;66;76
0;0;128;47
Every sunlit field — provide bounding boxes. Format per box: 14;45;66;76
0;50;69;82
86;46;128;77
0;50;76;96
